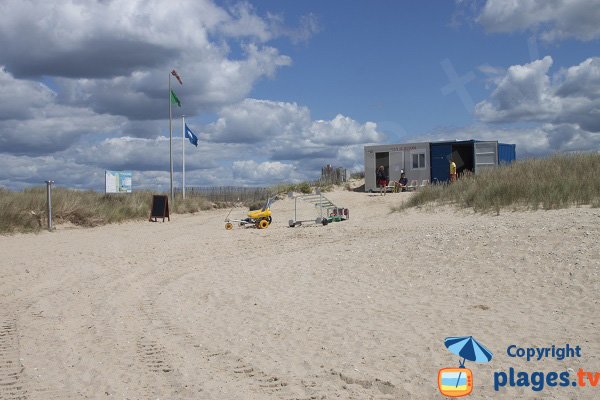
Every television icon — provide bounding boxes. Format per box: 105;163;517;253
438;367;473;397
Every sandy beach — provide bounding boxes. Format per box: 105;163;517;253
1;189;599;399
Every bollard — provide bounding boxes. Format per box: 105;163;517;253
45;180;54;231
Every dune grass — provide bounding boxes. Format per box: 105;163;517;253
394;153;600;214
0;177;339;234
270;180;334;195
271;181;322;194
0;188;213;234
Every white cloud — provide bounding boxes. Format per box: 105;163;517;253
206;99;384;146
335;145;370;171
407;123;600;158
542;123;600;151
0;0;321;189
475;57;600;133
0;67;56;120
0;68;125;155
310;115;381;146
73;98;384;189
266;12;320;44
218;2;319;44
205;99;311;143
0;0;307;79
555;57;600;100
0;152;188;192
200;99;386;185
0;0;294;124
0;94;385;190
218;2;273;41
0;0;219;78
52;43;291;121
203;98;384;178
478;64;507;88
475;56;559;122
0;139;248;191
232;160;303;184
468;56;600;156
0;109;123;155
67;136;243;173
0;154;106;190
477;0;600;42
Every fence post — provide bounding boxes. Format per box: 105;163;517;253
45;180;54;231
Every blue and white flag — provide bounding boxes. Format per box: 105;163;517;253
184;124;198;147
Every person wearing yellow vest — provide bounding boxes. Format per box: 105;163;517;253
449;159;457;182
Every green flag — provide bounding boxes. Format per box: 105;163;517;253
170;90;181;107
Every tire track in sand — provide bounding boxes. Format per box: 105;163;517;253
136;253;296;399
0;315;27;400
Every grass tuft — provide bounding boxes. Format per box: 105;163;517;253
393;153;600;213
0;189;213;234
270;181;327;194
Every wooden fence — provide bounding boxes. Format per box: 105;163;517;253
178;186;271;203
320;165;347;185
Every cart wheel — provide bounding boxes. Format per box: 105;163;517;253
225;222;233;230
258;219;269;229
267;216;272;224
322;219;329;226
288;220;295;227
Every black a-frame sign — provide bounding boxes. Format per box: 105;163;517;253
149;195;170;222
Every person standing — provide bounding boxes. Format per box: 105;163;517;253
449;159;457;182
376;165;388;196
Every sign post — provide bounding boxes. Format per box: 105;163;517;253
45;180;54;231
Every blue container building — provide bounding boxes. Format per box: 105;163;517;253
364;139;516;191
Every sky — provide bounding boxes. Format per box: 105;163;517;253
0;0;599;190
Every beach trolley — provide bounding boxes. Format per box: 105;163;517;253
224;197;275;230
288;192;349;227
328;206;349;222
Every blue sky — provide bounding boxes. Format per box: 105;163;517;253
250;1;597;135
0;0;599;190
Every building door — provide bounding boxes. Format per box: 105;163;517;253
375;152;390;182
452;143;474;175
474;141;498;173
430;143;452;183
389;151;404;182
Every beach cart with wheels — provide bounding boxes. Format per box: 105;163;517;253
225;197;275;230
288;192;348;227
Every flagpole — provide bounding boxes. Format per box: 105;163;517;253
169;71;174;205
182;115;186;200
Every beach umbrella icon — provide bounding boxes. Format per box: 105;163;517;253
444;336;493;366
444;336;493;389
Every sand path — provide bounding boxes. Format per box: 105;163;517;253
1;190;599;399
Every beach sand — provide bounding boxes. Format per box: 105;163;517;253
1;188;599;399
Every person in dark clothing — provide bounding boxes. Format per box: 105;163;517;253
395;172;408;192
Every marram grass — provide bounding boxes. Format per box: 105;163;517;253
393;153;600;214
0;189;213;234
0;179;330;234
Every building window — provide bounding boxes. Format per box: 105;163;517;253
412;152;425;169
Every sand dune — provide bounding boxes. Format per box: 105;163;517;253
1;189;599;399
